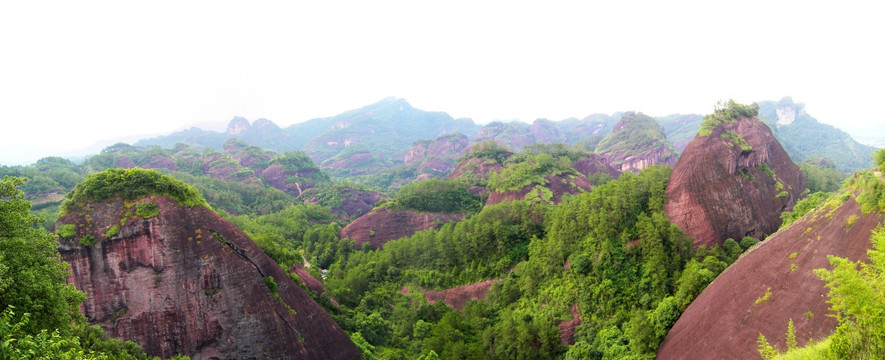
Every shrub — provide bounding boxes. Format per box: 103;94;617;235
105;224;120;238
874;148;885;170
56;224;76;238
845;215;858;228
263;276;278;293
699;100;759;136
135;202;159;218
61;168;207;214
721;131;753;151
79;235;96;247
740;236;760;250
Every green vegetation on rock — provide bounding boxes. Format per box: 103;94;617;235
391;179;481;213
759;222;885;359
698;100;759;137
61;168;207;214
488;152;574;192
1;176;185;359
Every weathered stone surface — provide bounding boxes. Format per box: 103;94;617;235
57;196;359;360
665;117;806;247
571;155;621;180
658;193;885;359
306;187;388;221
339;208;464;249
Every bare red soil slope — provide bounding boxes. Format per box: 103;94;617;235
57;196;359;360
665;117;806;247
658;192;885;359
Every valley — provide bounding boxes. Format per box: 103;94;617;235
0;99;883;359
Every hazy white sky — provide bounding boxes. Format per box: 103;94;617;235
1;1;883;165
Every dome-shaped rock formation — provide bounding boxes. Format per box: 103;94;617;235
665;103;806;247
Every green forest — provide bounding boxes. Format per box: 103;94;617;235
1;106;883;359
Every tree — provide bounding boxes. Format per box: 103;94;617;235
875;148;885;171
0;176;85;334
813;223;885;358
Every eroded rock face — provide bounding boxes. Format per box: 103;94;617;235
56;196;359;360
665;117;806;247
657;194;885;359
571;155;621;180
306;187;389;221
338;208;464;249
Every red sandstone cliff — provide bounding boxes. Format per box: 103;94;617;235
657;190;885;359
339;207;465;249
56;196;359;360
571;154;621;180
665;117;806;247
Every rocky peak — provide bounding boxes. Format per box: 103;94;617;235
226;116;250;135
664;104;807;247
595;111;678;172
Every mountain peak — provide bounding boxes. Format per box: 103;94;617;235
226;117;251;135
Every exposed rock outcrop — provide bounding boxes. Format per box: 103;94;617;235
658;189;885;359
339;207;464;249
665;116;806;247
571;155;621;180
56;196;359;360
405;278;503;310
596;112;679;172
305;187;389;221
559;303;582;346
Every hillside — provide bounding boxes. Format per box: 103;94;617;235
757;97;877;173
136;98;480;168
658;172;885;359
665;101;806;247
595;111;678;172
54;169;359;359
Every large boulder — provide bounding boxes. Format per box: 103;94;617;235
665;109;806;247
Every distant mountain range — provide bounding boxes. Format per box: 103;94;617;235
122;96;876;174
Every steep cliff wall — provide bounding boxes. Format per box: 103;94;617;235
665;116;806;247
56;196;359;360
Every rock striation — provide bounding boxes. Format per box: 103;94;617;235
56;196;359;360
665;115;806;247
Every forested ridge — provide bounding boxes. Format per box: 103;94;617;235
0;100;882;359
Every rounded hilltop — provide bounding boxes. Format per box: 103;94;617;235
61;168;208;213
